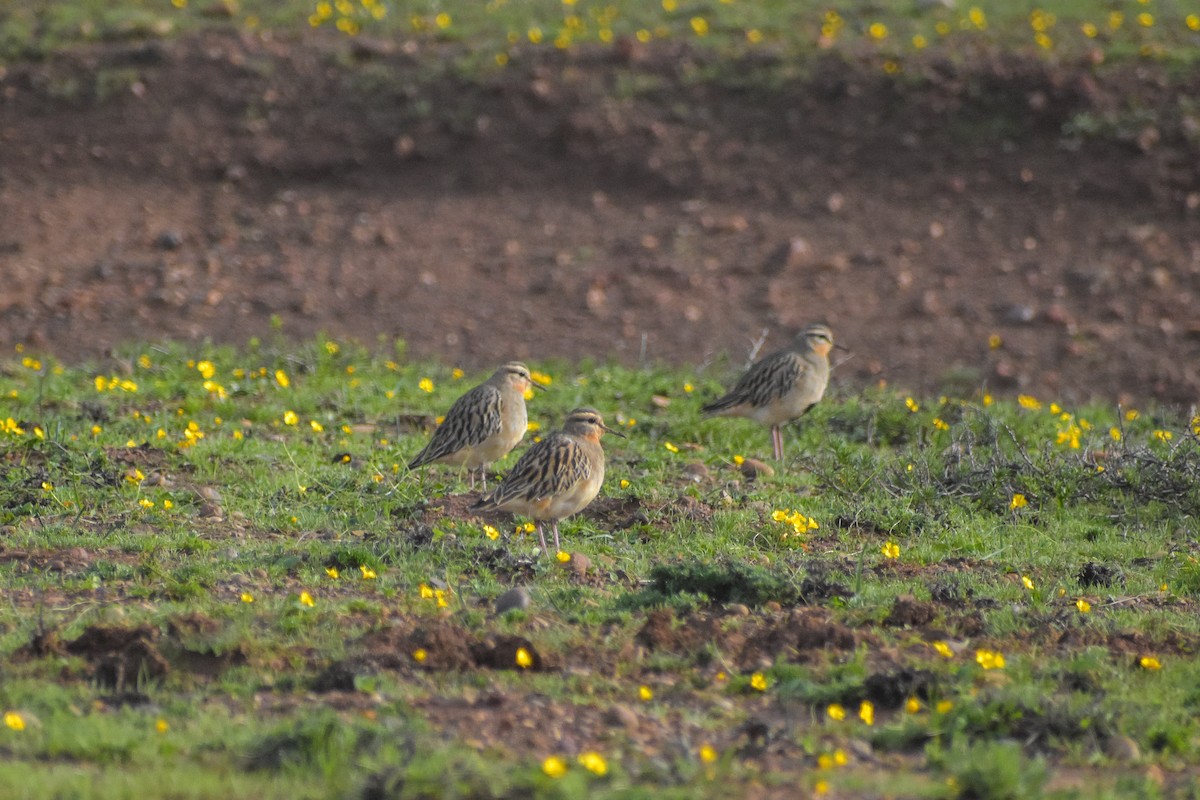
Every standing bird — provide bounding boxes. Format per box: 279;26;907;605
408;362;545;490
701;324;836;461
473;407;622;554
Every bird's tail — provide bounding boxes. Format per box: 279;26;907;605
700;394;738;416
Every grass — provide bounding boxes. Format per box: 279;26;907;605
3;0;1200;68
1;337;1200;797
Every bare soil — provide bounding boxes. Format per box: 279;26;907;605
2;32;1200;406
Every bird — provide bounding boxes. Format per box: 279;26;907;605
472;407;623;554
701;323;836;461
408;362;545;490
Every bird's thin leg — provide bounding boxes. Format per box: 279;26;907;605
536;524;549;553
478;469;487;492
552;522;561;553
772;426;783;461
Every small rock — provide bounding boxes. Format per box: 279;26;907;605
682;462;709;482
847;738;875;761
569;552;591;576
740;458;775;480
603;703;639;730
198;502;224;520
154;230;184;250
494;587;531;614
726;603;751;617
1105;735;1141;762
1003;304;1036;324
195;486;222;502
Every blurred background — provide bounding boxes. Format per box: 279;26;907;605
1;0;1198;404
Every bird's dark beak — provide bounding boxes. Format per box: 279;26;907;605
601;423;626;438
833;343;850;352
529;378;549;391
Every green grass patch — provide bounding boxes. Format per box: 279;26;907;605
1;337;1199;796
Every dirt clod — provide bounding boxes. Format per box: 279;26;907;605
66;624;170;691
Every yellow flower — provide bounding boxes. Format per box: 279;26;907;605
1076;598;1091;614
155;718;169;734
527;26;543;43
905;697;921;714
578;751;607;776
699;744;717;763
905;397;919;412
1139;655;1162;670
127;469;145;484
1137;12;1153;27
360;565;377;580
619;479;630;489
662;0;676;10
683;382;694;393
1010;493;1027;510
976;649;1006;670
1110;427;1122;442
881;542;900;559
936;700;954;713
196;360;216;380
1188;15;1200;32
139;498;154;509
310;420;324;432
690;16;708;36
1153;430;1173;443
817;753;834;770
4;712;25;731
41;482;53;492
434;12;451;28
418;378;434;393
326;566;340;579
732;454;745;465
283;410;299;426
750;672;768;691
1124;408;1139;421
932;641;954;659
451;368;465;380
483;525;500;540
274;369;289;388
859;700;875;725
638;685;654;701
553;551;571;564
412;648;427;663
1017;395;1041;411
826;703;846;721
912;33;927;49
516;647;534;669
1022;575;1035;590
299;591;315;607
814;780;830;796
542;756;568;778
664;441;679;453
833;748;848;766
968;7;987;29
240;592;254;604
868;22;888;39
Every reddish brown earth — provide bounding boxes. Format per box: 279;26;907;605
2;32;1199;405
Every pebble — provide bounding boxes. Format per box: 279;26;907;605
740;458;775;479
603;703;639;730
494;586;531;614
